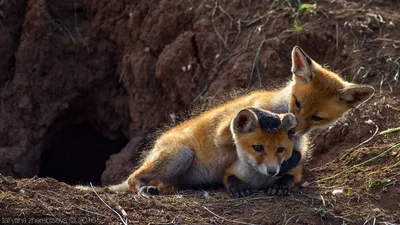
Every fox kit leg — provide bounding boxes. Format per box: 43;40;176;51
288;163;303;184
287;136;307;186
268;135;307;195
278;150;301;176
267;163;303;196
128;146;194;195
223;161;253;198
278;135;305;175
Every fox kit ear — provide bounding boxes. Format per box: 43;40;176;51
233;109;258;133
291;46;313;83
281;113;298;137
339;85;375;108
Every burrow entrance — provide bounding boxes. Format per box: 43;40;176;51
38;114;128;186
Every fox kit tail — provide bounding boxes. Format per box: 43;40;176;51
74;184;102;192
74;179;130;193
106;179;130;193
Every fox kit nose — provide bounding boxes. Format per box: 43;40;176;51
267;166;280;176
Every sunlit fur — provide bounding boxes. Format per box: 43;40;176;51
222;110;297;190
76;46;374;194
252;66;373;134
289;64;354;132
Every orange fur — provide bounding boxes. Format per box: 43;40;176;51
223;116;296;190
123;46;374;195
288;163;303;184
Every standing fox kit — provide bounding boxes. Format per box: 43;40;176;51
77;46;374;196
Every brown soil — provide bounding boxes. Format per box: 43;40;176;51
0;0;399;224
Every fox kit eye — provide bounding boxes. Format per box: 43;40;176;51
287;128;296;137
311;115;323;121
252;145;264;152
277;147;285;154
293;95;301;109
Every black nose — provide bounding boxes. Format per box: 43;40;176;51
267;167;277;174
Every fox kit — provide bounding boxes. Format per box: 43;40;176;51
224;108;298;198
78;46;374;196
128;107;295;195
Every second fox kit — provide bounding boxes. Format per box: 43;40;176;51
80;46;374;196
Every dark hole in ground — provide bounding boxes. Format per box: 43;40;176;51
38;123;128;186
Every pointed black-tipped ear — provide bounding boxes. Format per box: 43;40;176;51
233;109;258;133
338;85;375;108
281;113;298;138
291;46;313;83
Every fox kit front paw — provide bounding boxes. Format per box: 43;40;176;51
278;150;301;176
266;174;294;196
138;186;160;196
226;175;253;198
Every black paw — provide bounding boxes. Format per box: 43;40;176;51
278;150;301;176
266;174;294;196
138;186;159;195
227;175;253;198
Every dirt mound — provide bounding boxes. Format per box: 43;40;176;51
1;104;399;224
1;0;399;185
0;0;400;224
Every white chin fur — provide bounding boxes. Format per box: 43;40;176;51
248;156;281;177
256;164;280;177
273;165;280;177
256;164;270;176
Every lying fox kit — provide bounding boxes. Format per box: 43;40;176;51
126;107;296;196
125;109;247;195
223;108;298;198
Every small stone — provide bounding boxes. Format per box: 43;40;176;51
332;188;345;195
373;208;383;213
301;182;310;188
365;119;374;125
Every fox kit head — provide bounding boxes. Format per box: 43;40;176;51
231;108;298;176
289;46;375;133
